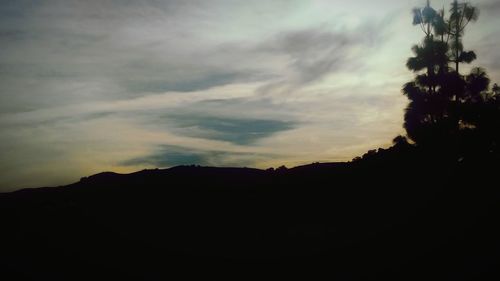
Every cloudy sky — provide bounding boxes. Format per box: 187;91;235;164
1;0;499;191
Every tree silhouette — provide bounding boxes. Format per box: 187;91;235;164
403;0;499;159
448;0;479;74
404;0;451;145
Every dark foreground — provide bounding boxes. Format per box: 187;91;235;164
1;144;499;280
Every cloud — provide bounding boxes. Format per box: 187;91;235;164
479;0;500;13
121;145;209;167
265;28;354;83
163;115;296;145
122;70;264;94
252;20;391;97
121;145;272;168
0;0;392;114
0;0;278;112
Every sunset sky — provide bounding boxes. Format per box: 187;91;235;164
1;0;499;191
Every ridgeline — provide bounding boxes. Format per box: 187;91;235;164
1;143;499;280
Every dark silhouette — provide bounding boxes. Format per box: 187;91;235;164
403;0;499;161
1;153;499;280
1;1;499;280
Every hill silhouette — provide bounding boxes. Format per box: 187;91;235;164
1;143;499;280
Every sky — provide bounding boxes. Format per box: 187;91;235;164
1;0;499;191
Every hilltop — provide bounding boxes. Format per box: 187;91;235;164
1;144;499;280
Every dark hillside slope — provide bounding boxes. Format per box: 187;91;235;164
1;146;499;280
